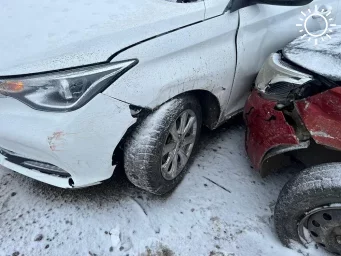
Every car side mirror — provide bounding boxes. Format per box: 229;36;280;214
229;0;313;12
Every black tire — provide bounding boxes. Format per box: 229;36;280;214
124;95;202;195
275;163;341;252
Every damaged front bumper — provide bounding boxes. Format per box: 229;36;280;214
245;53;341;176
0;94;136;188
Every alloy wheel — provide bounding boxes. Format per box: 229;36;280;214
161;109;198;180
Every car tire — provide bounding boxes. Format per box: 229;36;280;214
275;163;341;254
124;94;202;195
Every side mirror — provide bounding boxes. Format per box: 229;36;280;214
229;0;313;12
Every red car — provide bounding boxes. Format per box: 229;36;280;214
245;27;341;254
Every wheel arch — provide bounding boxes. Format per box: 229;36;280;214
260;141;341;177
177;90;221;130
111;89;221;168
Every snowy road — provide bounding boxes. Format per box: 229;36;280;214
0;117;330;256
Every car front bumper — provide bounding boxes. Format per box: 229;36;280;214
245;53;341;176
0;94;136;188
244;89;301;175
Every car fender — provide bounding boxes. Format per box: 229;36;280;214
103;12;239;118
244;90;300;173
296;87;341;151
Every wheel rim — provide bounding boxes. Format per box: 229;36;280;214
298;205;341;255
161;109;198;181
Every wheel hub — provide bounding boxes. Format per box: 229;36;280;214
299;206;341;255
160;109;197;181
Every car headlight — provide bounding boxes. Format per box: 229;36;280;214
0;59;137;112
255;53;313;101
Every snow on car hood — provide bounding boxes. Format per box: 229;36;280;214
0;0;204;76
283;26;341;81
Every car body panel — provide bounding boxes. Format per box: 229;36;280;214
226;0;338;118
0;0;205;76
244;90;299;171
105;0;339;128
0;94;136;188
103;11;239;125
204;0;229;18
1;0;341;188
296;87;341;151
283;26;341;81
246;87;341;175
245;33;341;175
0;153;73;188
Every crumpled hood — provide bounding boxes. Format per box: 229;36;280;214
0;0;203;76
283;26;341;81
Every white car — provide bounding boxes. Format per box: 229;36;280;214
0;0;338;194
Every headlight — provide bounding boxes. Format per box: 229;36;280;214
255;53;313;101
0;59;137;112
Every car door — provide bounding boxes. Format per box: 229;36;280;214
223;0;340;118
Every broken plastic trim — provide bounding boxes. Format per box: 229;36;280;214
255;53;314;101
129;105;151;118
260;141;310;177
254;53;341;103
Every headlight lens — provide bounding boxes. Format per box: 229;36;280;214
0;59;137;111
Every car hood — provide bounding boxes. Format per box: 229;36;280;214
283;26;341;81
0;0;204;76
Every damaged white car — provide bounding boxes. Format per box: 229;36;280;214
0;0;339;194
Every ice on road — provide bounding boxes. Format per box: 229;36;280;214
0;117;329;256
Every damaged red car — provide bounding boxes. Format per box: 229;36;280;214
245;27;341;254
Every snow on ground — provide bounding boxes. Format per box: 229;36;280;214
0;117;331;256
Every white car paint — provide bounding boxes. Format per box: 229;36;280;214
0;0;339;188
0;0;205;75
0;94;135;188
104;10;239;121
204;0;231;18
225;0;340;116
104;0;339;125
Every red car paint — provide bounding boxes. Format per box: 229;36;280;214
245;87;341;173
244;90;299;171
296;87;341;151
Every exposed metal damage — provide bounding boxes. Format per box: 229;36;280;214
245;53;341;176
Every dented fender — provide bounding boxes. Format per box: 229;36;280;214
296;87;341;151
245;87;341;175
246;50;341;175
244;90;300;172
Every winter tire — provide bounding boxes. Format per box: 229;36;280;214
275;163;341;255
124;95;202;195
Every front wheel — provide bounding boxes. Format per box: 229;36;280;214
275;163;341;255
124;95;202;195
